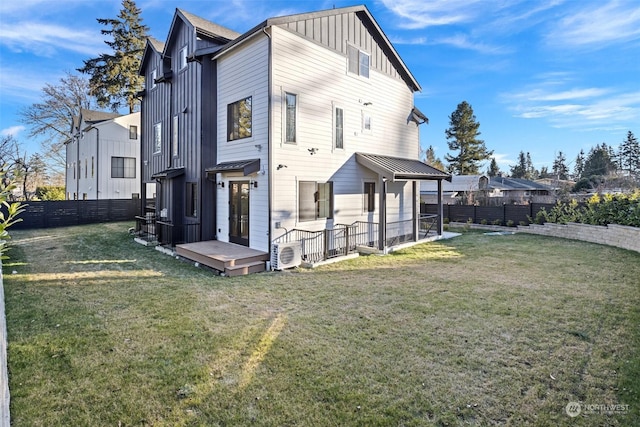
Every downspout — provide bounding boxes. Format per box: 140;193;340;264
95;127;99;200
263;26;273;253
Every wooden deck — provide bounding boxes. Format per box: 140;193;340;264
175;240;270;276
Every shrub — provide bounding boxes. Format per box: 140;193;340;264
506;220;515;227
492;219;502;226
480;219;488;225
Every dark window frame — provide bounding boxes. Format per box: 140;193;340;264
111;156;136;179
227;96;252;141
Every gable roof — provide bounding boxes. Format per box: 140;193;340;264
489;177;551;191
177;9;241;42
139;37;165;76
207;5;421;92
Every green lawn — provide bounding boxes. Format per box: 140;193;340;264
3;222;639;426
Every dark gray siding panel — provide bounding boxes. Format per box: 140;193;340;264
200;56;217;240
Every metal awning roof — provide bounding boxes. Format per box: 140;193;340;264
356;152;451;182
151;167;185;180
205;158;260;176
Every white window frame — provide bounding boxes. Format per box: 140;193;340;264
347;44;370;79
172;115;179;157
299;181;333;222
149;69;157;90
179;46;188;71
284;92;297;144
362;111;372;134
333;103;344;150
153;122;162;154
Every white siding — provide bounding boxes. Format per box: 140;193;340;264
269;26;420;237
216;35;270;251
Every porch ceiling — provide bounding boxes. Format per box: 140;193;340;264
205;158;260;176
356;152;451;182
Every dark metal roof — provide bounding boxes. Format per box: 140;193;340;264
151;167;185;180
206;159;260;176
356;153;451;182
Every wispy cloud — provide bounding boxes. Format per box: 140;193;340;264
0;22;104;57
547;0;640;48
380;0;483;28
1;126;26;137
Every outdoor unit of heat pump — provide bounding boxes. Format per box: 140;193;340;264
271;241;302;270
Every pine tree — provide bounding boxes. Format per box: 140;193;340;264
78;0;148;112
509;151;527;178
444;101;493;175
574;150;585;179
487;158;500;177
552;151;569;180
424;145;445;171
582;144;615;178
618;131;640;178
525;152;538;179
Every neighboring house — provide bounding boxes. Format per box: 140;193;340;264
138;5;450;272
66;109;141;200
421;175;553;205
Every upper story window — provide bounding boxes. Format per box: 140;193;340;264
153;122;162;154
227;96;252;141
129;125;138;139
111;157;136;178
179;46;188;70
347;45;369;79
285;92;297;144
172;115;179;157
149;69;157;90
334;106;344;149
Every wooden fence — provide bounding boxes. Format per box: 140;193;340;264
421;203;556;225
4;199;141;230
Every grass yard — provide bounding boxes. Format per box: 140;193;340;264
3;222;639;426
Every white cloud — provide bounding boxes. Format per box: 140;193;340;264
547;0;640;48
1;126;25;137
380;0;483;28
0;22;104;57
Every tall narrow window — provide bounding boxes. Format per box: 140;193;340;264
179;46;188;70
334;107;344;149
186;182;197;217
153;122;161;153
149;69;156;89
285;92;297;144
129;125;138;139
172;115;179;157
364;182;375;212
85;159;88;178
227;97;252;141
91;157;95;177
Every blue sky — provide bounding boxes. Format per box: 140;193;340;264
1;0;639;173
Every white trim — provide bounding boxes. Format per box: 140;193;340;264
332;102;345;151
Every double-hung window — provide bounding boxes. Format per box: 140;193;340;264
284;92;297;144
129;125;138;139
227;97;252;141
111;157;136;178
347;45;370;78
149;69;157;90
299;181;333;222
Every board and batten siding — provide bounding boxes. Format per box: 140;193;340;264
216;34;270;252
98;113;141;199
269;25;420;237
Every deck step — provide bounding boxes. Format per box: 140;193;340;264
225;261;266;277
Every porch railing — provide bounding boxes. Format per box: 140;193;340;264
134;215;200;246
273;216;442;265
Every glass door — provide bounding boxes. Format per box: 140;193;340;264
229;181;250;246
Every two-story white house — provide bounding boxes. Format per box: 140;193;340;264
66;109;141;200
138;5;450;275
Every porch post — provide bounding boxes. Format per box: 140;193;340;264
437;179;444;235
412;180;418;241
378;176;386;250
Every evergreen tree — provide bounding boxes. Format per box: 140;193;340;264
444;101;493;174
487;158;500;177
618;131;640;177
525;152;538;179
424;145;445;171
509;151;527;178
78;0;148;112
574;149;585;178
552;151;569;180
539;166;551;178
582;144;615;178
